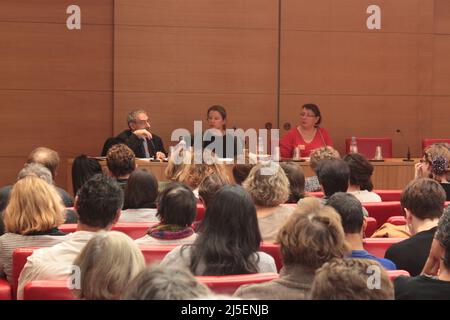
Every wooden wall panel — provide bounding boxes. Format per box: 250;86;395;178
283;0;433;33
115;26;277;93
0;0;114;188
434;0;450;33
0;22;112;90
432;35;450;95
0;0;113;25
115;0;277;28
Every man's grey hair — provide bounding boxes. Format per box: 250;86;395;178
127;109;148;126
17;163;53;185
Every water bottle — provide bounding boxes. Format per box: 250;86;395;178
350;136;358;153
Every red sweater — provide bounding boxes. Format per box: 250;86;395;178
279;127;333;158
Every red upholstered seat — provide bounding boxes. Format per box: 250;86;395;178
365;217;378;237
259;242;282;272
363;201;403;226
345;137;392;159
422;138;450;150
140;245;177;264
305;191;324;198
23;280;74;300
373;190;402;202
363;238;406;258
386;216;406;225
195;203;205;222
387;270;410;281
12;247;38;299
0;279;12;300
58;222;158;240
196;273;279;295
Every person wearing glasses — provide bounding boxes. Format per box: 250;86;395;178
279;103;333;158
103;109;167;160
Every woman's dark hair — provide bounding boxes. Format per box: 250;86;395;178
156;182;196;226
343;153;374;191
72;155;102;196
123;168;158;209
198;174;230;207
280;162;306;203
303;103;322;126
188;185;262;275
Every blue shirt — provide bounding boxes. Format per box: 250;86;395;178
350;250;397;270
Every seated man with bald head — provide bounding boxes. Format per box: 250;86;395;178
0;147;73;213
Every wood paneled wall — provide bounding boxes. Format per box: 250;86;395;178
1;0;449;190
0;0;114;189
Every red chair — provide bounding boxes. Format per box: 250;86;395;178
140;245;177;264
305;191;324;198
363;202;403;226
0;279;12;300
386;216;406;225
259;243;282;272
58;222;158;240
363;238;406;258
365;217;378;237
196;273;279;295
387;270;410;281
195;203;205;222
373;190;402;202
23;280;74;300
12;247;38;299
345;137;392;159
422;138;450;150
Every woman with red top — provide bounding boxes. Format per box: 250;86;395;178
280;104;333;158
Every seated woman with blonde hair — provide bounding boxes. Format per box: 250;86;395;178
243;161;294;242
0;176;68;282
174;150;229;198
73;231;145;300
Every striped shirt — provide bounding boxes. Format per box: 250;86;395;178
0;232;69;283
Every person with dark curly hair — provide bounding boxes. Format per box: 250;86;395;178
343;153;381;203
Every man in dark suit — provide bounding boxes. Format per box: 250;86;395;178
102;109;166;159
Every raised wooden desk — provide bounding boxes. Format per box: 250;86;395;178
67;158;418;195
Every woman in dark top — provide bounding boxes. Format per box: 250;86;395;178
201;105;243;158
72;155;102;196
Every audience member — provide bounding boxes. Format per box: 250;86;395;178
304;146;340;192
73;231;145;300
315;158;350;200
232;152;256;185
310;258;394;300
327;192;396;270
385;178;446;276
0;176;67;282
135;183;197;246
234;198;348;299
17;174;123;299
280;162;306;203
198;174;230;208
160;185;276;275
416;143;450;200
243;162;294;242
120;168;158;223
71;155;102;196
106;144;136;189
0;147;74;212
395;206;450;299
343;153;381;202
122;265;211;300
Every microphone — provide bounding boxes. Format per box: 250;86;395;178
396;129;413;162
316;125;327;147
